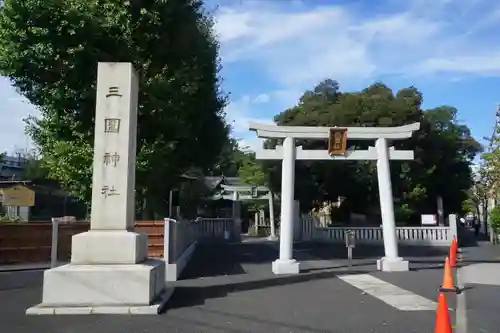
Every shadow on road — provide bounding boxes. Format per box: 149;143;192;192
169;238;460;311
167;267;369;311
294;241;449;259
178;240;278;279
179;238;460;280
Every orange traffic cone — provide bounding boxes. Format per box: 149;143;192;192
434;292;452;333
439;256;459;293
449;241;457;267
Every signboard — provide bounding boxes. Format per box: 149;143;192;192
345;230;356;248
421;214;437;226
251;186;258;198
328;128;348;156
0;185;35;207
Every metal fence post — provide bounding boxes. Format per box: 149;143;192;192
50;218;59;268
163;218;171;265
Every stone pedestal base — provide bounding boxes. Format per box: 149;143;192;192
71;231;148;264
272;259;300;275
377;257;409;272
26;259;166;315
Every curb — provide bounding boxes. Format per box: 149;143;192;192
0;266;50;273
455;266;468;333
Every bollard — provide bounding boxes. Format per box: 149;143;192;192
50;218;59;268
345;230;356;269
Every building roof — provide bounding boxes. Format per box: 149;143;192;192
0;180;32;187
0;155;28;169
204;176;242;189
0;181;69;197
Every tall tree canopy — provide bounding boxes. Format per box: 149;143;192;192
482;128;500;197
0;0;228;216
268;79;480;223
209;138;248;177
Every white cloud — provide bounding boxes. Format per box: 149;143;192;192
416;54;500;76
225;94;274;133
238;136;265;152
224;88;303;151
215;1;500;85
215;9;254;43
2;0;500;153
252;93;270;104
215;0;500;149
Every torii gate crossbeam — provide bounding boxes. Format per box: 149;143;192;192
249;121;420;275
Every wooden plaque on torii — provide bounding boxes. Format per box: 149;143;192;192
328;128;348;156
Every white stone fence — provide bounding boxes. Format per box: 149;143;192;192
198;217;236;239
48;217;236;281
50;214;458;282
163;217;235;281
163;218;198;281
298;214;458;246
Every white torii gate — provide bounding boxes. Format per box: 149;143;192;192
220;185;278;239
249;121;421;274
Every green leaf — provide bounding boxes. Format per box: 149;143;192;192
0;0;229;217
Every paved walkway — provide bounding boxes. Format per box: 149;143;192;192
458;241;500;333
0;238;454;333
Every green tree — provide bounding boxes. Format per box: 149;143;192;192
414;106;481;215
462;180;486;218
0;0;228;217
19;150;52;183
267;80;480;223
482;131;500;198
210;138;248;177
177;168;211;219
488;206;500;240
479;123;500;238
23;159;48;182
238;153;267;186
237;152;269;211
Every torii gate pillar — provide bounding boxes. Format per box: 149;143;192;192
272;136;299;274
375;137;408;271
249;121;421;274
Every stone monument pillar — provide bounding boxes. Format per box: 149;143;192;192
27;63;166;315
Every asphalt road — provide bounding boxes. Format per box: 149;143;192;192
0;240;453;333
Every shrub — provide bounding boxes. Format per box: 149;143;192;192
489;206;500;234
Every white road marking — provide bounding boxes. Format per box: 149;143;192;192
338;274;437;311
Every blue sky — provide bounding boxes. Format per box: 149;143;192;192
1;0;500;154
